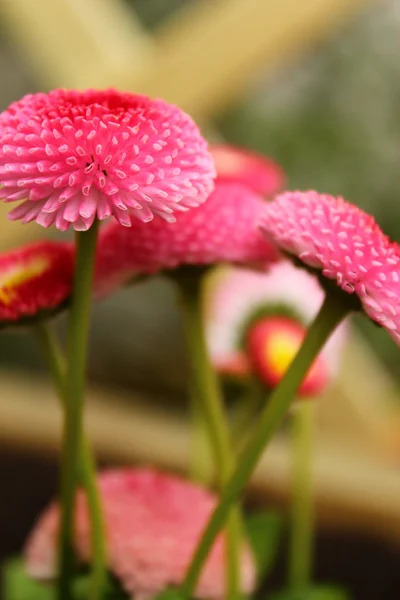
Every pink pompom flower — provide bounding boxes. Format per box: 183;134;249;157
25;468;256;599
210;145;285;197
94;180;279;296
0;89;215;231
205;261;346;396
260;191;400;345
0;240;73;325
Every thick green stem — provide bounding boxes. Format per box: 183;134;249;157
177;274;241;599
58;221;99;600
289;401;315;590
34;323;106;600
181;293;350;598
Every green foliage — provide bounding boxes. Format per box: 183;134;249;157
154;589;186;600
3;558;54;600
126;0;188;30
270;585;350;600
2;558;129;600
245;510;283;581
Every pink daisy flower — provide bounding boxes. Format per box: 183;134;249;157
205;261;346;396
0;240;73;324
260;191;400;345
0;89;215;231
210;145;285;196
94;180;279;295
360;241;400;346
25;468;256;599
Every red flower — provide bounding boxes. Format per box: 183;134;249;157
0;240;73;324
210;145;284;196
247;316;328;396
95;180;279;296
0;89;215;230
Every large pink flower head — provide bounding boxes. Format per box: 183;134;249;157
205;261;346;396
260;191;400;345
0;240;73;326
210;144;285;197
94;180;279;295
0;89;215;231
25;468;256;599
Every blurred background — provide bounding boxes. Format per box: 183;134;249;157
0;0;400;597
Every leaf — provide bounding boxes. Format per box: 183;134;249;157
73;574;129;599
2;558;130;600
269;585;351;600
2;558;54;600
245;510;283;580
153;588;185;600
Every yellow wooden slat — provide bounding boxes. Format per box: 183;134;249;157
131;0;373;119
322;330;400;459
1;368;400;540
0;0;373;119
0;0;155;89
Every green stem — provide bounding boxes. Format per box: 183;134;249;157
289;401;315;590
34;324;66;401
34;323;106;600
181;293;350;599
58;221;99;600
177;273;241;599
189;388;213;485
230;381;266;453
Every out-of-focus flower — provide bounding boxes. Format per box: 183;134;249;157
205;261;346;396
247;316;328;396
0;240;73;325
210;144;285;196
25;468;256;600
94;180;279;295
0;89;215;231
260;190;400;345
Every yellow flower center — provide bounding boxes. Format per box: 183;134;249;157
264;332;300;378
0;257;49;304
